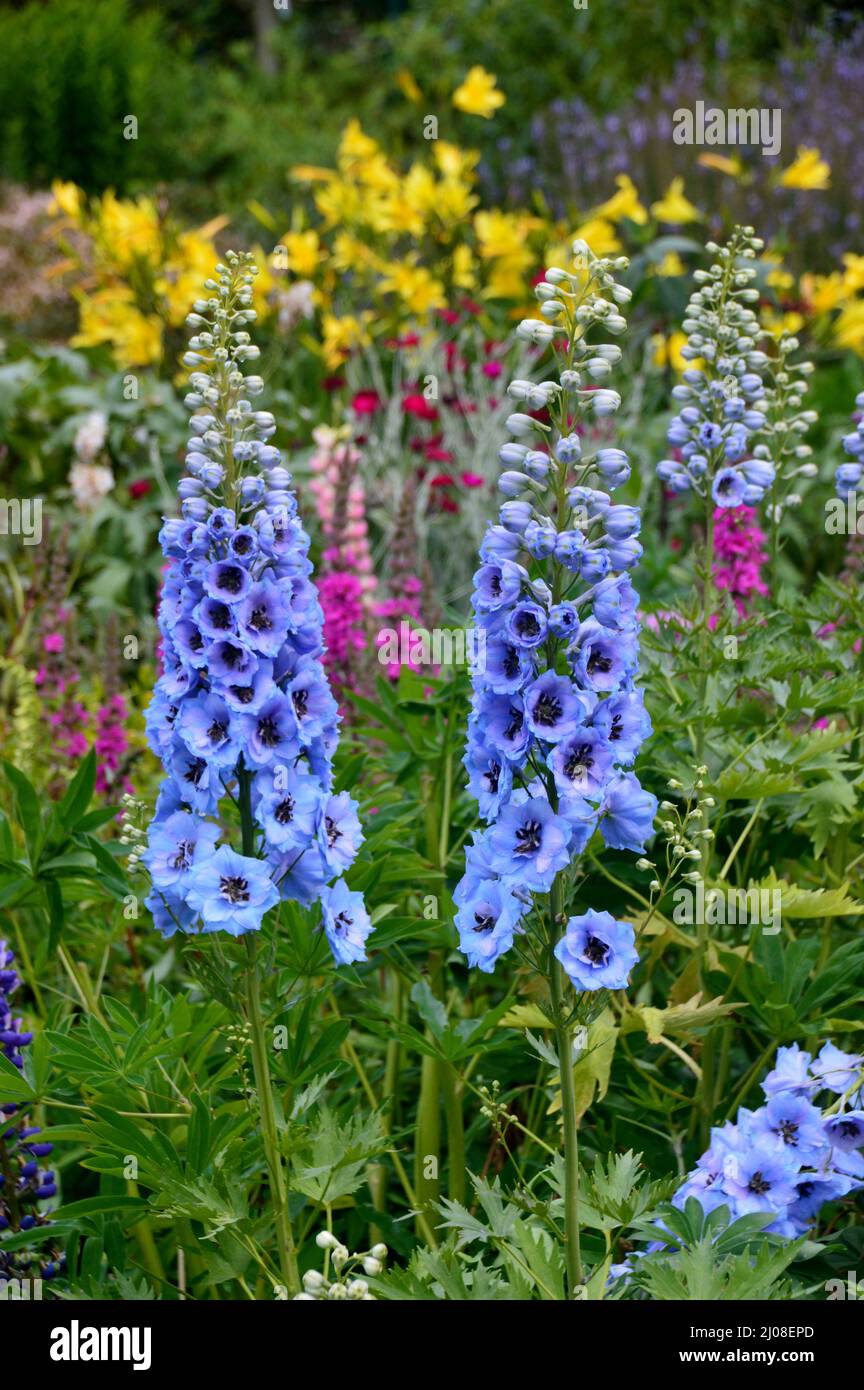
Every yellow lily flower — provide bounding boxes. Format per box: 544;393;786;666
452;66;505;119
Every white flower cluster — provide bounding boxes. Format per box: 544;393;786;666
293;1231;387;1301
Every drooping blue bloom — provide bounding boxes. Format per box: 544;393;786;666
320;879;373;965
455;878;525;973
451;241;655;988
143;252;367;962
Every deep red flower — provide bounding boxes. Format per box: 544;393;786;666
129;479;151;499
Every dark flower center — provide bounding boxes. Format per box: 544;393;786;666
230;684;254;705
325;815;342;848
275;796;294;824
184;758;206;786
333;911;352;934
190;630;204;652
515;820;542;854
474;910;495;933
218;566;244;594
609;714;623;740
564;744;592;781
778;1119;799;1144
490;573;502;597
292;687;309;718
257;715;281;747
485;761;500;794
533;692;562;727
503;707;523;742
207;720;227;743
587;650;612;675
220;875;250;904
248;604;272;632
584;935;609;965
748;1171;770;1195
837;1119;860;1140
220;644;242;669
233;534;253;554
502;645;520;679
515;611;540;637
171;840;194;870
210;603;232;630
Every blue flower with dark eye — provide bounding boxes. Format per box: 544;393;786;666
169;741;220;815
548;602;579;639
481;691;531;761
321;878;373;965
488;797;570;890
287;661;339;744
721;1138;801;1218
523;671;587;743
317;791;364;874
208;638;258;683
177;692;240;768
242;691;300;767
142;811;221;892
749;1093;829;1165
591;690;652;766
711;466;747;508
222;663;276;714
204;560;253;605
573;619;636;693
550;728;614;801
254;768;322;852
455;877;524;973
237;581;293;656
554;910;638;991
482;637;534;693
505;601;548;648
195;595;237;640
185;845;279;935
598;772;657;852
824;1111;864;1153
465;738;513;821
472;559;525;614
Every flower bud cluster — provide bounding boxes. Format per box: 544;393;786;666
657;228;774;509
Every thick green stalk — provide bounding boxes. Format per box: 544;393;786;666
549;877;583;1296
238;767;300;1296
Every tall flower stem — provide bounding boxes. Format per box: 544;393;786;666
549;876;583;1297
239;768;300;1297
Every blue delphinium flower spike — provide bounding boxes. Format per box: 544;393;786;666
143;253;368;961
452;238;656;988
656;227;774;507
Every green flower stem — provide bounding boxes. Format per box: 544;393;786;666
548;876;583;1296
238;766;300;1297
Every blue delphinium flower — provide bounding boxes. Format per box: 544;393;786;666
674;1041;864;1238
835;391;864;499
452;240;656;985
143;252;367;963
656;228;774;508
553;909;638;991
0;942;64;1285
